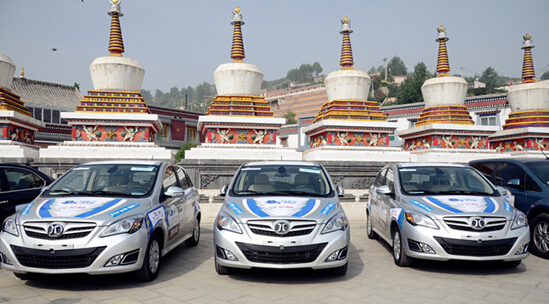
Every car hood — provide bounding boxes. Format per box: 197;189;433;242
223;195;341;222
16;196;153;225
402;195;514;218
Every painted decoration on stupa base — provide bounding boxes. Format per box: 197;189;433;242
205;128;276;145
206;95;273;117
74;125;148;142
502;110;549;129
313;100;387;122
309;131;390;148
403;134;489;151
491;137;549;152
1;125;34;144
415;105;474;127
76;91;151;114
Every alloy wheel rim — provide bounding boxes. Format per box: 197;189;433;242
367;214;372;234
149;240;160;273
394;231;401;260
534;221;549;252
193;222;200;240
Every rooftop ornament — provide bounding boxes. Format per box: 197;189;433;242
108;0;124;57
230;6;245;62
521;33;536;84
435;25;450;77
339;16;354;70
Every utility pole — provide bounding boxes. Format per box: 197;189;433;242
384;58;388;81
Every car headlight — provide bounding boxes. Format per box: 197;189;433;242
216;212;242;234
2;217;18;236
405;210;439;229
322;213;348;234
101;214;143;237
511;210;528;230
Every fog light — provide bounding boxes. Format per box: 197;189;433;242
105;254;124;267
325;250;340;262
0;251;5;263
225;249;238;261
515;244;528;255
420;243;436;254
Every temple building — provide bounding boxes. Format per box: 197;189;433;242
186;6;299;160
302;16;403;162
489;33;549;154
0;53;44;163
39;0;172;162
397;25;498;162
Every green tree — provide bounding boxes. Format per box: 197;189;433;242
387;56;407;76
140;89;153;103
396;62;429;104
479;67;499;89
286;62;322;83
175;142;199;162
283;111;297;124
541;70;549;80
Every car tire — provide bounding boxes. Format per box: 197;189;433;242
215;257;231;275
366;211;379;240
331;262;348;276
135;232;161;281
185;218;200;247
531;213;549;259
392;227;412;267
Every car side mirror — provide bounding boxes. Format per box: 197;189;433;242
336;185;344;197
376;185;392;195
165;186;185;197
496;186;509;196
220;184;228;197
507;179;521;186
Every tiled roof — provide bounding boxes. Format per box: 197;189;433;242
9;77;83;110
273;90;328;119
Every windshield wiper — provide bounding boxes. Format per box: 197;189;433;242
435;190;492;196
48;190;135;197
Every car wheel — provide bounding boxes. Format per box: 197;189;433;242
392;227;412;267
531;213;549;259
185;218;200;247
366;211;379;240
331;262;348;276
215;257;231;275
135;232;161;281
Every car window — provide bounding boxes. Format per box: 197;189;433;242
163;166;179;190
4;168;45;190
176;167;192;190
526;174;542;192
524;162;549;186
385;168;395;192
471;162;496;180
373;168;387;187
495;163;525;189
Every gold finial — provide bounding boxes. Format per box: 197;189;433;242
524;33;531;41
235;6;240;13
343;15;349;23
113;0;118;3
438;25;445;32
20;66;24;78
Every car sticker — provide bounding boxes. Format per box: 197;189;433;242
503;200;513;213
109;203;140;218
146;206;165;237
320;203;336;215
166;204;179;228
503;188;515;206
228;202;243;215
390;207;404;229
36;198;125;218
409;200;434;212
423;196;499;214
243;198;320;218
21;203;34;216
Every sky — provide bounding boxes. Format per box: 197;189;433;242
1;0;549;94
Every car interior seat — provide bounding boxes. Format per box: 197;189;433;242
248;174;275;192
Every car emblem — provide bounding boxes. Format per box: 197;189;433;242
469;217;485;230
273;220;290;235
47;223;65;238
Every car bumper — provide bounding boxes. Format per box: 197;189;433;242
0;228;149;275
401;223;530;262
213;224;350;270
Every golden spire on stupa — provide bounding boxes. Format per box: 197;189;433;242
20;66;24;78
435;25;450;77
521;33;536;84
108;0;124;57
230;6;245;62
339;16;354;70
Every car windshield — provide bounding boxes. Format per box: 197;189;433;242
231;164;333;197
525;162;549;186
399;166;496;196
46;164;159;197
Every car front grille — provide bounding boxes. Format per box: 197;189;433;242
443;216;507;232
247;220;316;237
236;242;327;264
23;222;96;240
10;245;106;269
433;237;517;257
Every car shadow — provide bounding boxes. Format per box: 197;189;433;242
21;225;213;291
375;238;528;275
224;242;364;283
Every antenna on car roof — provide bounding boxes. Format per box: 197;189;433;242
540;149;549;160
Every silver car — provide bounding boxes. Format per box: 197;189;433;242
0;161;201;281
214;161;350;275
367;163;530;267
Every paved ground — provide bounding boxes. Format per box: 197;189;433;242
1;222;548;304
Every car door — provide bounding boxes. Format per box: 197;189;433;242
161;165;186;244
369;168;387;233
493;162;529;212
379;167;397;238
175;165;199;237
0;166;47;221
